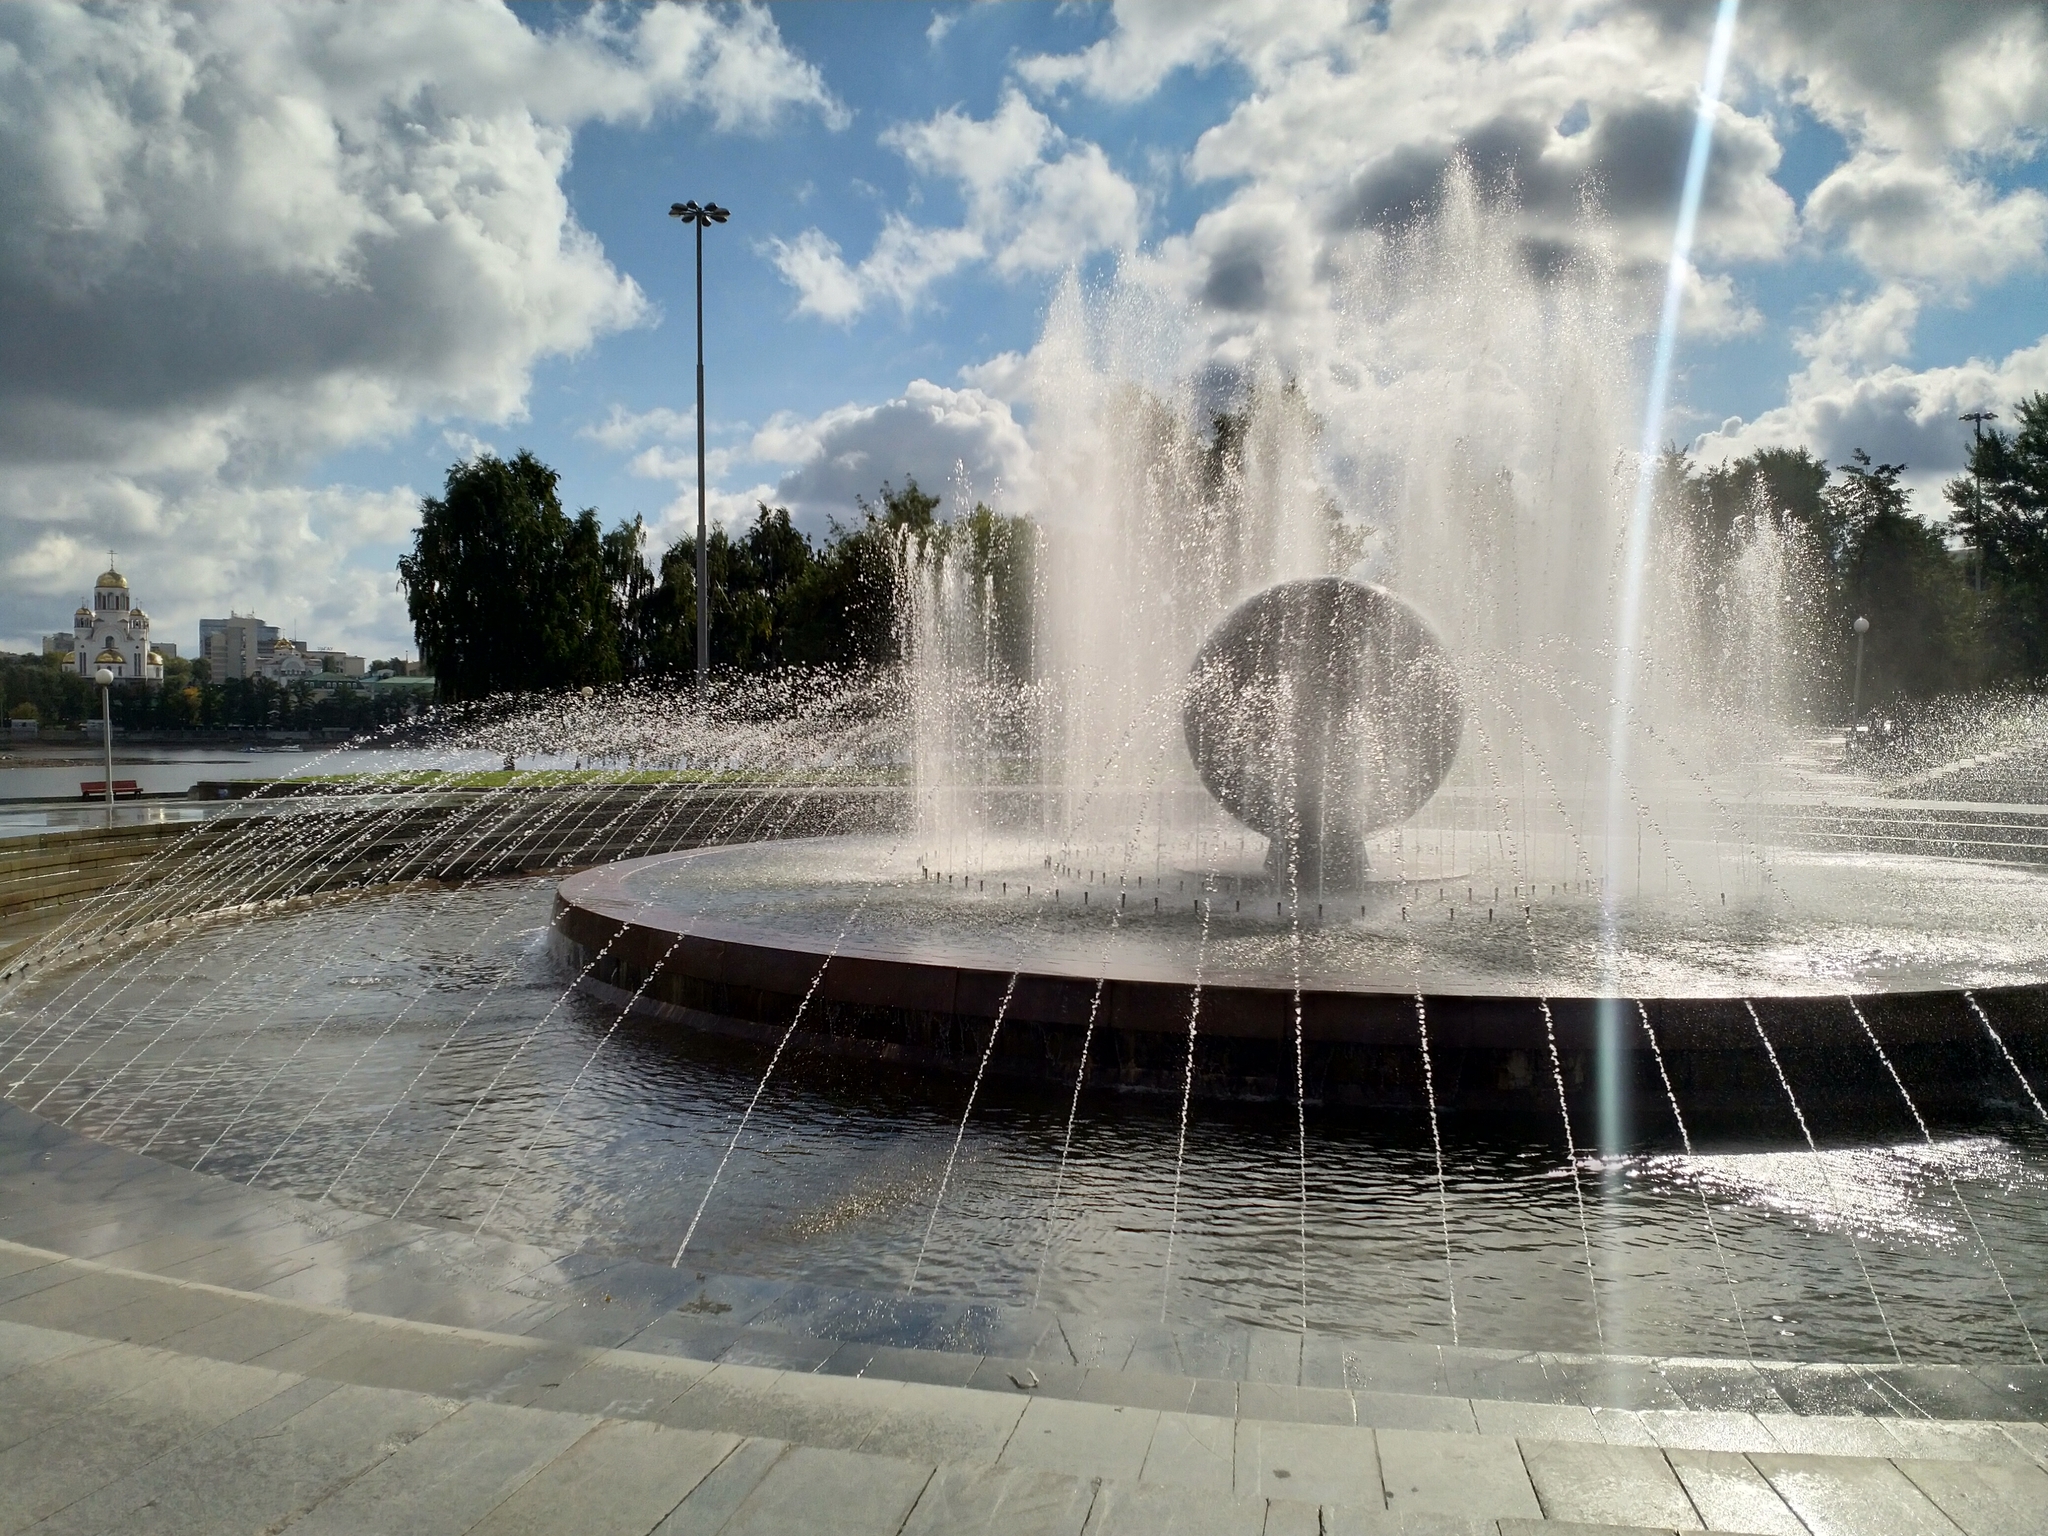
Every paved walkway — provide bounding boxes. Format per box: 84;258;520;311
1;1107;2045;1531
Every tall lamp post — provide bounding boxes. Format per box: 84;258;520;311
94;667;114;814
669;198;730;683
1961;410;1998;593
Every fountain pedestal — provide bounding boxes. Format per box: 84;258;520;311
1180;577;1461;891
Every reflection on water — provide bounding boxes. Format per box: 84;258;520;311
5;877;2046;1363
1623;1138;2043;1245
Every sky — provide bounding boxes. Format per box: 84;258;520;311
2;0;2045;660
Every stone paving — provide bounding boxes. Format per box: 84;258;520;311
1;1105;2046;1531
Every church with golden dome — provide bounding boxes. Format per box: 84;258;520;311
68;559;163;683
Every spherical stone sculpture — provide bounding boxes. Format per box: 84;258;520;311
1181;576;1462;889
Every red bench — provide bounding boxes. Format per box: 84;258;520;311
80;780;142;799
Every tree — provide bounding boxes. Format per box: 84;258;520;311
398;452;636;700
779;501;907;669
1947;392;2048;676
1829;451;1979;701
0;652;94;726
859;478;940;534
1699;447;1833;558
602;516;655;673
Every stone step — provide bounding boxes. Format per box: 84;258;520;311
2;1244;2045;1534
5;1311;2035;1535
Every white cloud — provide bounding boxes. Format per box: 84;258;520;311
720;380;1036;534
957;350;1034;404
1692;299;2048;514
627;444;738;484
1805;156;2048;287
1739;5;2048;293
1682;266;1763;340
0;0;839;654
582;404;696;451
1744;3;2048;161
1795;286;1925;382
1000;2;1805;383
440;430;499;461
768;218;987;323
771;90;1141;321
1016;0;1349;105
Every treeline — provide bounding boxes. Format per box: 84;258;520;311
399;450;1031;701
1660;391;2048;707
0;653;419;733
402;392;2048;712
0;651;417;737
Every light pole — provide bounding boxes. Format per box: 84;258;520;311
669;198;730;683
1961;410;1998;592
1851;615;1869;721
94;666;114;814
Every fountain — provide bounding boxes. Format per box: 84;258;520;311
544;178;2048;1134
6;168;2048;1377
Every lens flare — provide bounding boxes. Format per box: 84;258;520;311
1600;0;1744;1155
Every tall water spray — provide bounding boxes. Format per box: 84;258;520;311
909;163;1815;949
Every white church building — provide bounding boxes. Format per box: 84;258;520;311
68;563;163;683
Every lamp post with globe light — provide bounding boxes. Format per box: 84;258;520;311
1851;615;1870;720
94;667;114;815
668;198;730;683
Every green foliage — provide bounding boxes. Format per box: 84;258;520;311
930;498;1036;680
1665;445;1984;706
860;478;942;533
0;653;95;726
1947;393;2048;676
398;451;628;700
427;464;1030;684
616;475;1026;677
1830;453;1980;699
0;650;412;734
1657;444;1836;564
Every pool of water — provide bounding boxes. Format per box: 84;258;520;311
599;832;2048;998
5;877;2047;1364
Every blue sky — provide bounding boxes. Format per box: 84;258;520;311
3;1;2046;658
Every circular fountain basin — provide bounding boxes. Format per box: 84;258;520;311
553;834;2048;1123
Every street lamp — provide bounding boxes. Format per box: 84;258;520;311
1851;615;1869;721
1961;411;1998;593
669;198;730;683
94;666;114;813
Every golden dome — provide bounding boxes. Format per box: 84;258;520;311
74;606;92;624
147;651;164;666
94;643;124;665
95;569;128;590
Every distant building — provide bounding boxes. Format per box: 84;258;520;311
199;616;275;656
69;563;163;683
42;633;74;657
307;649;366;677
203;614;362;681
203;614;273;680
